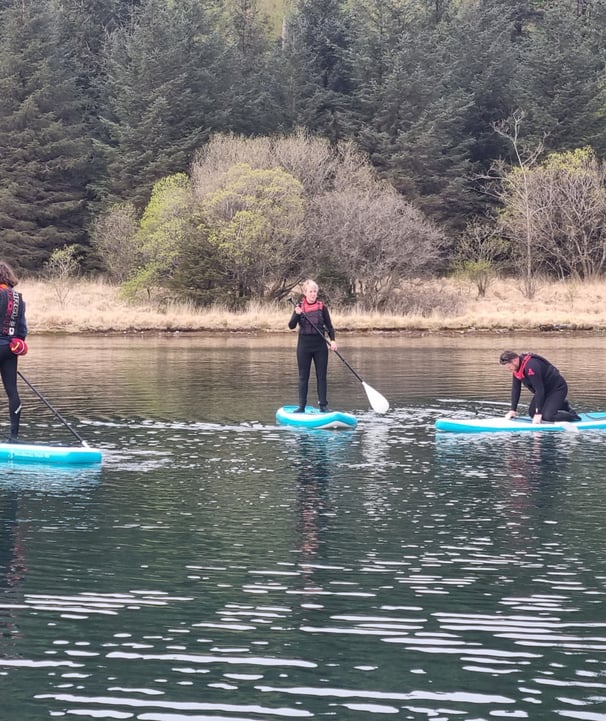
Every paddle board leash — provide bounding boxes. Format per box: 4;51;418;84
288;297;389;414
17;371;90;447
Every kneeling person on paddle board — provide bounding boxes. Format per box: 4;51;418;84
289;279;337;413
0;261;28;442
499;350;580;424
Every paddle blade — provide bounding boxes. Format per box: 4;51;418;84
363;381;389;414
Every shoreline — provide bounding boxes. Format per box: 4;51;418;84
27;326;606;337
21;277;606;335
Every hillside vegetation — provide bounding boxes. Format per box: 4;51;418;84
3;0;606;311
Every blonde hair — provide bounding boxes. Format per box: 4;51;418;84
0;261;18;287
301;279;318;294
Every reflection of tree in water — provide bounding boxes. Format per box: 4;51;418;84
0;491;27;655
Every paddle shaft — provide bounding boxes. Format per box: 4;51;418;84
17;370;89;446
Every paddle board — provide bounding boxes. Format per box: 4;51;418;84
276;405;358;430
0;441;103;465
435;412;606;434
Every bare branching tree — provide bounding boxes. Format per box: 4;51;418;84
488;113;606;286
308;187;446;309
44;245;80;305
490;110;545;298
191;129;338;199
454;218;507;297
523;149;606;280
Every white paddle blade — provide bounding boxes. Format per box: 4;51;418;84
363;381;389;414
560;422;580;433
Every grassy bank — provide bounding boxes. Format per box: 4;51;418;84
20;277;606;335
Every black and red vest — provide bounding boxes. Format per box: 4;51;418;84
299;299;326;336
0;285;22;338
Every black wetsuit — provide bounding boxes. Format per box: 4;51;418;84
510;353;577;422
0;285;27;440
288;300;335;409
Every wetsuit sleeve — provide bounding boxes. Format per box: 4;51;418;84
511;377;522;411
17;300;27;339
322;306;335;341
288;310;300;330
527;358;546;413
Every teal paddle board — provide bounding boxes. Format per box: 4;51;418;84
0;441;103;465
276;405;358;430
435;412;606;434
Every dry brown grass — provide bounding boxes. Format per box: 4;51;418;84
21;276;606;335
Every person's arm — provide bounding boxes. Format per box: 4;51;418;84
288;310;300;330
322;306;337;349
17;299;27;339
527;359;546;417
505;377;522;418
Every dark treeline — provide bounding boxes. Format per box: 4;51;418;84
1;0;606;280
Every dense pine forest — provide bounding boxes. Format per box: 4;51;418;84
2;0;606;309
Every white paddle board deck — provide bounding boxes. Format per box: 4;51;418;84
0;442;102;465
435;412;606;434
276;405;357;430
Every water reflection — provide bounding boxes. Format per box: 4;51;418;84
293;431;332;567
2;335;606;721
0;464;102;492
292;430;354;586
434;430;578;484
0;490;26;660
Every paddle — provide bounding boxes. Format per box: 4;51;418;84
17;370;90;447
289;298;389;414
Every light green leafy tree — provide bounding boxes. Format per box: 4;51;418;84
123;173;192;300
201;163;306;299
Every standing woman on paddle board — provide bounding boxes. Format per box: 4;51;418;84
0;261;28;442
499;350;580;424
289;279;337;413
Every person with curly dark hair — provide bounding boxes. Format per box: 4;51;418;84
0;262;28;442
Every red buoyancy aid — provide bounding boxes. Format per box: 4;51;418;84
299;299;326;335
513;352;556;381
513;353;533;380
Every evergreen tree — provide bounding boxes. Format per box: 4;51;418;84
222;0;289;136
281;0;354;141
515;0;606;154
52;0;144;213
101;0;235;208
0;0;93;272
55;0;142;98
351;0;520;227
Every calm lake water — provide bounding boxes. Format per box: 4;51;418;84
1;333;606;720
